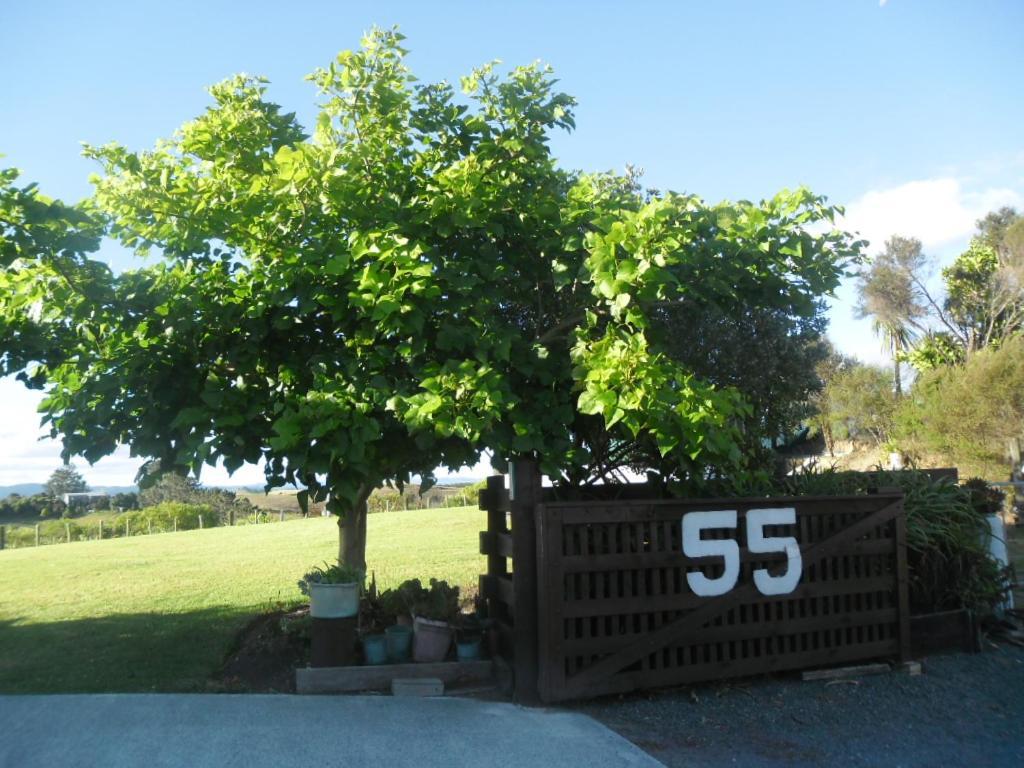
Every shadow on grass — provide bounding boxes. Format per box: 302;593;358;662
0;606;266;694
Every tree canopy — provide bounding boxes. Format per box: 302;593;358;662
0;29;861;568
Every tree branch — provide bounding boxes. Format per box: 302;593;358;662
901;264;966;344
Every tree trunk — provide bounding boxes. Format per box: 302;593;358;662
891;336;903;398
337;484;372;574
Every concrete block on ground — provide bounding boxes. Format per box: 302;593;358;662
897;661;923;676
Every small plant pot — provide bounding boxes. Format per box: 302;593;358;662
456;637;482;662
362;634;388;665
412;616;453;662
385;624;413;663
309;581;359;619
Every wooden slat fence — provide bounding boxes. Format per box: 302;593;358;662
480;460;911;704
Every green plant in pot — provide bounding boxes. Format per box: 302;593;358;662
379;578;429;626
454;613;484;662
410;579;460;662
377;579;429;662
299;562;363;619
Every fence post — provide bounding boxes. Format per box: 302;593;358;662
229;509;235;526
279;509;285;523
35;524;40;547
65;523;71;543
126;519;130;537
173;518;178;533
99;520;103;540
508;458;542;706
148;519;152;535
198;514;204;529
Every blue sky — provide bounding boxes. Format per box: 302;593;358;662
1;0;1022;486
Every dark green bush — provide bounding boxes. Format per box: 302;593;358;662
773;467;1006;614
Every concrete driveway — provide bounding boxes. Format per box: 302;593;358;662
0;694;663;768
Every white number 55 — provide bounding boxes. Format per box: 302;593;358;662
682;507;802;597
746;507;802;596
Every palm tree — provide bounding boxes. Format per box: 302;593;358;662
871;319;913;397
856;237;929;398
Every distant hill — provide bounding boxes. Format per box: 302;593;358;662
0;484;44;498
0;484;137;499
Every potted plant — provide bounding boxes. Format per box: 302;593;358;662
454;612;484;662
411;579;460;662
298;562;362;619
378;579;427;662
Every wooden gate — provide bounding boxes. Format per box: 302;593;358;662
480;461;910;704
534;493;909;702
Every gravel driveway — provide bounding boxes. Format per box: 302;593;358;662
574;644;1024;768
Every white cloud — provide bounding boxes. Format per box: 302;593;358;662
838;177;1022;255
827;176;1024;365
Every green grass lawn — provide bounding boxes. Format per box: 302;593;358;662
0;506;482;693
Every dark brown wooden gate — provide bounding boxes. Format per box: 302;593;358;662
480;460;910;704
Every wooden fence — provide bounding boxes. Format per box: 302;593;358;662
480;460;910;704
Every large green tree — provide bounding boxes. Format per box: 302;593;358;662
0;29;861;570
656;303;831;449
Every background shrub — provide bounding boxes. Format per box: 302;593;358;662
114;502;218;535
895;337;1024;478
774;467;1006;615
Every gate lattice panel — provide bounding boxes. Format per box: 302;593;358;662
534;493;909;702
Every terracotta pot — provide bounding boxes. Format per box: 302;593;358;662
412;616;453;662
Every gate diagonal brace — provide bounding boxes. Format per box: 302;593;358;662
564;495;905;695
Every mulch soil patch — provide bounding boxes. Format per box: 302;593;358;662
216;607;310;693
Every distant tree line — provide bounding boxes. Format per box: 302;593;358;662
0;466;252;523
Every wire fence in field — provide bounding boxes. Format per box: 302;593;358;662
0;507;292;551
0;486;483;552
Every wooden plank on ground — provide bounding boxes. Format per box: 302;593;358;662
295;660;494;694
801;662;891;682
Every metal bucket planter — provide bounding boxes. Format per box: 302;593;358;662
309;581;359;619
456;637;482;662
386;624;413;663
362;634;388;665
